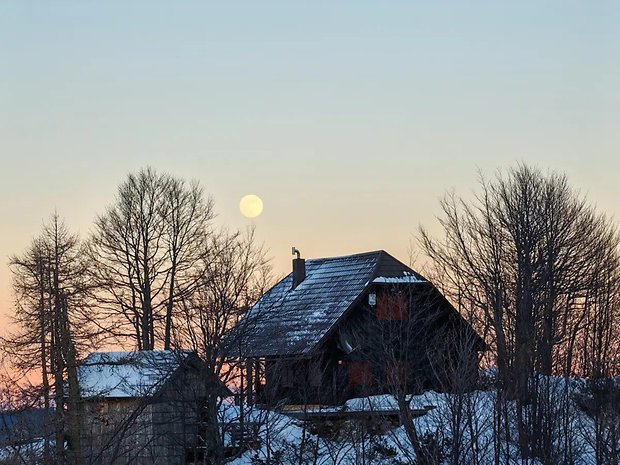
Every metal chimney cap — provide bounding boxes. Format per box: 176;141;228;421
292;247;301;259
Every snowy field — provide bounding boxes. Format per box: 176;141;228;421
222;378;614;465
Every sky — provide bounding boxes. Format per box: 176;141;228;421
1;1;619;322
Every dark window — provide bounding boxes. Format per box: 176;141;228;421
309;361;322;387
348;361;373;385
376;293;408;320
281;365;295;387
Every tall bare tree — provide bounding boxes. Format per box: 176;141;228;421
3;214;93;465
88;167;214;350
162;175;215;349
419;164;620;463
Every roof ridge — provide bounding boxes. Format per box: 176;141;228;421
306;249;386;262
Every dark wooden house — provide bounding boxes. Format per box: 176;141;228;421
229;250;485;406
77;350;229;465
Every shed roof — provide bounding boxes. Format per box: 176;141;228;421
78;350;193;399
229;250;426;357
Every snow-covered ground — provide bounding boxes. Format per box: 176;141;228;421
0;377;613;464
221;379;613;465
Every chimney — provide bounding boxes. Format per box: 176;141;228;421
291;247;306;289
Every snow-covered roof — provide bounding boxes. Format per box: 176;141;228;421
227;250;427;357
78;350;193;399
373;273;424;284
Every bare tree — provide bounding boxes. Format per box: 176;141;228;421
3;214;94;465
88;167;214;351
573;251;620;465
349;282;482;465
162;176;215;350
173;227;271;464
419;164;620;463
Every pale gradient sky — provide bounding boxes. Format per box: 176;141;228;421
1;1;619;321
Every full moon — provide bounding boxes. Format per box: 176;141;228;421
239;194;264;218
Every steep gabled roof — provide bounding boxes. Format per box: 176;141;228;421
78;350;193;399
229;250;426;357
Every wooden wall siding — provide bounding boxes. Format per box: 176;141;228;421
386;361;409;386
376;292;408;320
258;288;482;405
347;361;373;386
80;366;207;465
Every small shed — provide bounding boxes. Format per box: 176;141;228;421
78;350;228;465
